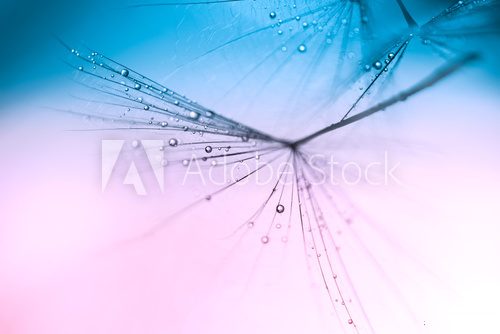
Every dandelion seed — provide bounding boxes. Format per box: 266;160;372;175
58;1;497;328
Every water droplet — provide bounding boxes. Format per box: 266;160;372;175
143;105;149;110
247;222;254;228
134;83;141;90
205;146;213;153
373;61;383;70
160;121;168;128
120;69;129;77
388;52;395;59
182;159;189;166
297;44;307;53
78;66;83;71
189;111;200;120
269;11;276;19
348;319;354;325
131;140;140;148
261;236;270;244
169;138;178;147
276;204;285;213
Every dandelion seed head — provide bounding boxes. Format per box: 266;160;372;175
58;1;500;330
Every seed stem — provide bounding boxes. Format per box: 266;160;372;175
395;0;418;27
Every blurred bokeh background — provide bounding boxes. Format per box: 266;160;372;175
0;1;499;334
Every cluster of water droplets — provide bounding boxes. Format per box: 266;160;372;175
263;1;369;60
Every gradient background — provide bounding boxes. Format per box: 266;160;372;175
1;1;500;333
